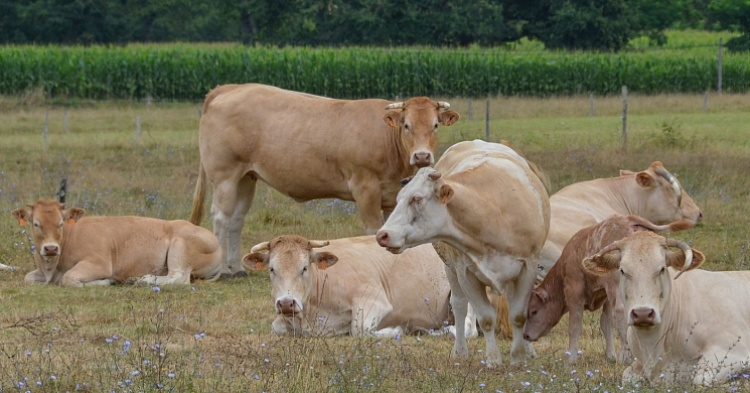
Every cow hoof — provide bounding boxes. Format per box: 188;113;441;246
233;270;248;278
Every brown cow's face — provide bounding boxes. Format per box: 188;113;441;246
522;288;560;342
243;236;337;317
11;200;84;275
383;97;459;169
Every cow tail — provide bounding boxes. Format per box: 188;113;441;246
190;162;206;226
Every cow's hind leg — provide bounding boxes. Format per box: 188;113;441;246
137;238;192;285
505;259;538;365
211;174;256;276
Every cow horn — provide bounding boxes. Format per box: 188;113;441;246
308;240;329;249
250;241;271;253
654;166;682;206
437;101;451;109
666;238;693;280
385;102;404;110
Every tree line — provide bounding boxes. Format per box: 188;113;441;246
1;0;748;51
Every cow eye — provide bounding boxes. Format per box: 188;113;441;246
302;266;307;274
269;267;275;275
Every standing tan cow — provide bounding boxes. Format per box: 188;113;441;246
523;215;691;365
539;161;702;278
376;139;550;366
243;235;453;337
12;199;222;287
584;231;750;387
190;83;459;276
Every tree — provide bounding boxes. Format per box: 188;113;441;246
709;0;750;50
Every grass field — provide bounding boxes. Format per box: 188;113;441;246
1;92;749;392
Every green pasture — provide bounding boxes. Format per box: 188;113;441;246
0;93;749;392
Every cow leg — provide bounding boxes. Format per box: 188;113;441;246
351;293;394;337
0;263;16;271
566;301;586;364
445;265;470;359
448;304;479;339
505;259;538;365
211;175;256;275
349;179;383;234
457;269;502;367
61;261;114;287
599;301;616;363
24;269;47;283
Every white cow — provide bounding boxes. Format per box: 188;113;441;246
540;161;702;279
376;139;550;366
584;231;750;386
243;235;460;337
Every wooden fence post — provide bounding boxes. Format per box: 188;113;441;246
485;98;490;142
621;86;628;152
717;38;723;95
589;93;594;117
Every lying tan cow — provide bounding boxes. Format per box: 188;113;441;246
539;161;702;279
377;139;550;366
584;231;750;386
523;215;691;365
12;199;223;287
243;235;453;337
190;83;459;276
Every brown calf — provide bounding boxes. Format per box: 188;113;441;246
522;214;691;364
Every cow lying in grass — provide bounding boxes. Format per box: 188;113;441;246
584;231;750;387
243;235;455;337
522;215;691;365
12;199;223;287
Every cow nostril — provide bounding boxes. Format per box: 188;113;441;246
376;232;389;246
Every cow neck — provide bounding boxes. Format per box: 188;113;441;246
630;291;679;382
310;265;330;313
386;125;413;178
595;176;635;215
538;260;568;315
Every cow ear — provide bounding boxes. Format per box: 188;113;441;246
12;208;30;227
437;184;454;204
635;171;655;188
438;110;460;126
64;207;85;224
583;252;621;275
534;288;550;303
313;251;338;270
666;248;705;273
383;111;401;128
242;252;269;271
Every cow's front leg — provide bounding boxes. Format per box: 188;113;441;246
444;265;470;359
60;261;114;287
458;269;502;367
349;179;382;234
24;269;47;284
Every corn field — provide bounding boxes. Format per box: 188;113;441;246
1;44;749;100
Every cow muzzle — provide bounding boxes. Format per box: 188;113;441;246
411;151;433;168
41;243;60;257
629;307;658;328
276;296;303;316
375;230;403;254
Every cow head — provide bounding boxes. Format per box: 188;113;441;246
621;161;702;226
583;231;704;329
383;97;459;168
522;288;559;342
376;167;454;253
12;200;85;282
243;235;338;317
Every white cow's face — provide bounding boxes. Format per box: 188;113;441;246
383;97;459;168
243;236;337;317
627;161;703;226
376;167;454;253
583;231;704;329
